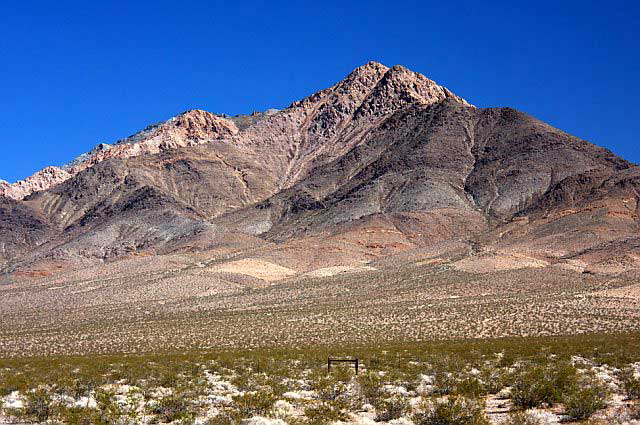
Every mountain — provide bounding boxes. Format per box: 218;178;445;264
1;61;639;282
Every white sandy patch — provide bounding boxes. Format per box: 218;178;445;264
209;259;297;282
304;265;377;278
241;417;286;425
552;259;588;273
1;391;23;409
282;390;316;400
453;253;549;273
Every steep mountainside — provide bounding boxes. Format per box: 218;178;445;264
1;61;638;280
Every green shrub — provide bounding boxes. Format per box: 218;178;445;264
510;362;577;409
374;396;410;422
618;367;640;400
432;371;456;395
480;368;506;394
159;370;181;388
56;406;96;425
205;409;242;425
310;373;349;402
413;396;488;425
501;411;544;425
455;376;486;397
357;371;383;405
0;374;21;397
23;388;53;423
329;364;355;383
232;391;276;418
563;379;608;420
304;401;349;425
92;388;125;423
68;377;98;398
151;394;195;422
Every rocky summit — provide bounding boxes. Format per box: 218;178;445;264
0;62;639;357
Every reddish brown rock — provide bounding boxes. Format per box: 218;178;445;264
0;166;72;200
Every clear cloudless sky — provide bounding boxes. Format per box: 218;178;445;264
1;0;639;182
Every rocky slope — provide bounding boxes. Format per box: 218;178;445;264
0;61;638;280
0;110;239;200
0;166;72;200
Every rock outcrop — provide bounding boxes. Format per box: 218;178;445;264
0;110;238;200
0;166;72;200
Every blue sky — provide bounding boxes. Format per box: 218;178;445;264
1;0;638;182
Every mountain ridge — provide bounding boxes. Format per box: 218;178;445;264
1;62;639;281
0;61;469;200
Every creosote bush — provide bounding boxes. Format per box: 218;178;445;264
357;371;383;406
501;411;544;425
151;394;195;423
2;334;640;424
304;401;349;425
510;361;577;409
23;388;53;423
618;367;640;400
232;390;277;418
563;378;609;420
455;376;487;397
374;395;410;422
412;396;489;425
204;409;243;425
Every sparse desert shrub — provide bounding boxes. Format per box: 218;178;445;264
501;411;544;425
92;388;138;424
310;373;349;402
329;364;355;383
304;401;349;425
510;362;577;409
563;379;608;420
159;370;181;388
255;374;288;396
357;371;383;405
618;367;640;400
152;394;195;422
205;409;242;425
232;391;276;417
0;375;21;397
68;376;98;398
56;406;95;425
412;396;488;425
23;388;54;423
455;376;486;397
481;367;507;394
374;396;410;422
432;370;457;395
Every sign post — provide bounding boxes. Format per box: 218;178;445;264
328;357;359;375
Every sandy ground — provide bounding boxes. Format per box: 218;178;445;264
453;252;550;273
304;265;378;278
208;258;298;282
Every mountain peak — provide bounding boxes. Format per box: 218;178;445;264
348;60;389;76
3;63;470;201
